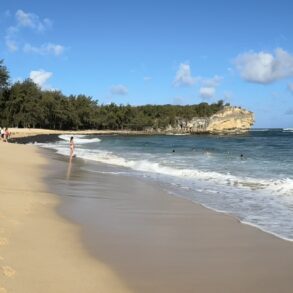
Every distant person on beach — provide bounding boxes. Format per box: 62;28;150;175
70;136;75;158
0;128;4;141
3;128;10;142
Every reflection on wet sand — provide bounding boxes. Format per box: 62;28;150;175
66;158;73;180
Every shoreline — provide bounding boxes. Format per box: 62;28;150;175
7;127;252;141
0;143;131;293
10;132;293;243
193;198;293;243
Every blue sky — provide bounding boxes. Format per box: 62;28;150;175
1;0;293;127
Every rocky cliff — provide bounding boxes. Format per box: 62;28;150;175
164;106;254;134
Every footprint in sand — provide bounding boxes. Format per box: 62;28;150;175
0;287;7;293
0;238;8;246
1;266;16;278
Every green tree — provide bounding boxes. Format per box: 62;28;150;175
7;79;43;127
0;60;9;89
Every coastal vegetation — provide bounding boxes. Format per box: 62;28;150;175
0;60;226;130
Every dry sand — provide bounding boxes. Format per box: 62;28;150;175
0;142;131;293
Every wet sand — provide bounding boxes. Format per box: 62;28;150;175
46;151;293;293
0;143;131;293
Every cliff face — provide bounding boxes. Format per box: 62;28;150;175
164;106;254;134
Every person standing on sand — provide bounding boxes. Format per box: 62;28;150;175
69;136;75;158
3;128;10;142
0;128;4;141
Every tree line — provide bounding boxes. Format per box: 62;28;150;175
0;60;227;130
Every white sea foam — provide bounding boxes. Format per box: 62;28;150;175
89;152;293;196
41;141;293;198
166;133;191;136
59;134;101;144
250;128;270;132
283;128;293;132
241;220;293;242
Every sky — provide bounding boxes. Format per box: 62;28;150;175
1;0;293;127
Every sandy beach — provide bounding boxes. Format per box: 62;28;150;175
8;128;148;140
1;139;293;292
0;142;131;293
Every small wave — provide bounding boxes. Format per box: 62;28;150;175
64;149;293;197
59;134;101;144
166;133;191;136
283;128;293;132
37;140;293;197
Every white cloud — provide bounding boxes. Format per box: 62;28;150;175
198;75;223;99
201;75;222;87
199;87;215;99
174;63;198;86
30;69;53;89
173;62;222;98
110;84;128;95
288;82;293;94
4;10;63;56
143;76;152;81
15;9;52;32
235;48;293;84
23;43;65;56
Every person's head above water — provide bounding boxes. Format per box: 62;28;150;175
70;136;74;141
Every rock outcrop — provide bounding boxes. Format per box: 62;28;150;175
164;106;254;134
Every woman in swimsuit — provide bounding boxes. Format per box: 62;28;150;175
69;136;75;158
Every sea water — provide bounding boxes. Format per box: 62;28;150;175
38;129;293;241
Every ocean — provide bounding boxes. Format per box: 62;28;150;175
37;129;293;241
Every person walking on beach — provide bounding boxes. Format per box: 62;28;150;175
69;136;75;158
